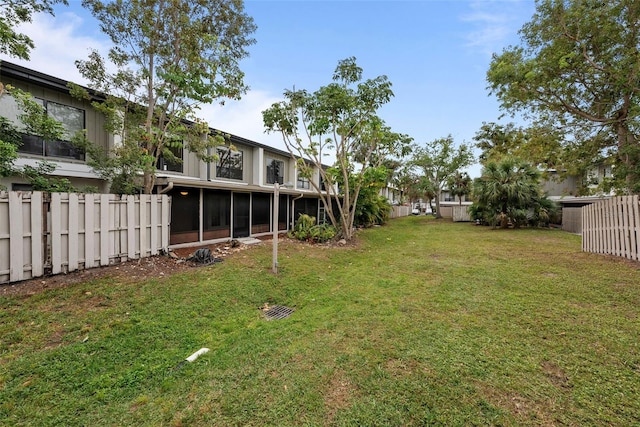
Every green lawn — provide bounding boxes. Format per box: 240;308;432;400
1;216;639;426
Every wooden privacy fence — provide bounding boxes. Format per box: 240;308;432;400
582;196;640;261
0;192;171;284
391;205;411;218
452;205;471;222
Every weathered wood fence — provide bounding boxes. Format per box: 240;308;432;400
582;196;640;261
452;205;471;222
391;205;411;218
0;192;171;284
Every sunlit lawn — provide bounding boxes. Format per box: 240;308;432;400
1;216;639;426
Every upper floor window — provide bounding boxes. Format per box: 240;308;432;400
0;95;85;161
157;143;183;173
216;147;243;180
297;172;311;189
266;157;284;184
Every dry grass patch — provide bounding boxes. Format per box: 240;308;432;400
324;370;358;425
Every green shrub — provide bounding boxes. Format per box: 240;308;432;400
289;214;337;243
355;194;392;227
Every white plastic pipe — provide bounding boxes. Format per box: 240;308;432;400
186;347;210;362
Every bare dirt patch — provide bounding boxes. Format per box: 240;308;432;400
0;241;253;298
541;360;571;389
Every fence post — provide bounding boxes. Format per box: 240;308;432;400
100;194;110;266
85;193;94;269
150;194;158;255
31;192;44;278
126;195;136;260
68;193;79;272
9;192;24;282
139;194;148;258
633;195;640;261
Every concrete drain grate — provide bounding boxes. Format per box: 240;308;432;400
263;305;295;320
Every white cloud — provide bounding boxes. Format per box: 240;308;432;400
3;12;285;150
460;1;528;57
1;12;298;156
2;12;111;84
199;90;287;151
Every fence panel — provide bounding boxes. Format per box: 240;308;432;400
452;205;471;222
391;205;411;218
582;196;640;262
0;191;171;284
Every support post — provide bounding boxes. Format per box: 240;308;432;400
272;182;280;274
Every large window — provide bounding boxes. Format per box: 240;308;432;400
266;158;284;184
157;144;183;173
216;147;243;180
0;95;85;161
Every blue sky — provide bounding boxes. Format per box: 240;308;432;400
2;0;536;176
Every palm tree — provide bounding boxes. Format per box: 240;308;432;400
448;171;472;206
471;157;555;228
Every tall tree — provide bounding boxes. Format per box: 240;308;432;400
0;0;67;60
411;136;474;218
75;0;256;194
262;57;412;241
487;0;640;194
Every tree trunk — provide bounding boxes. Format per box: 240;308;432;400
434;194;442;219
617;123;640;194
499;212;509;229
143;171;155;194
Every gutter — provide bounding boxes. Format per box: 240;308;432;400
158;182;174;194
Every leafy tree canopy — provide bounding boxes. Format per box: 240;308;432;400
0;0;67;60
75;0;256;193
263;57;412;240
487;0;640;194
474;122;563;167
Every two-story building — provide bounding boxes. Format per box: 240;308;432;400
0;61;329;248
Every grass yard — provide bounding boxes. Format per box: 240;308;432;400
1;216;639;426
